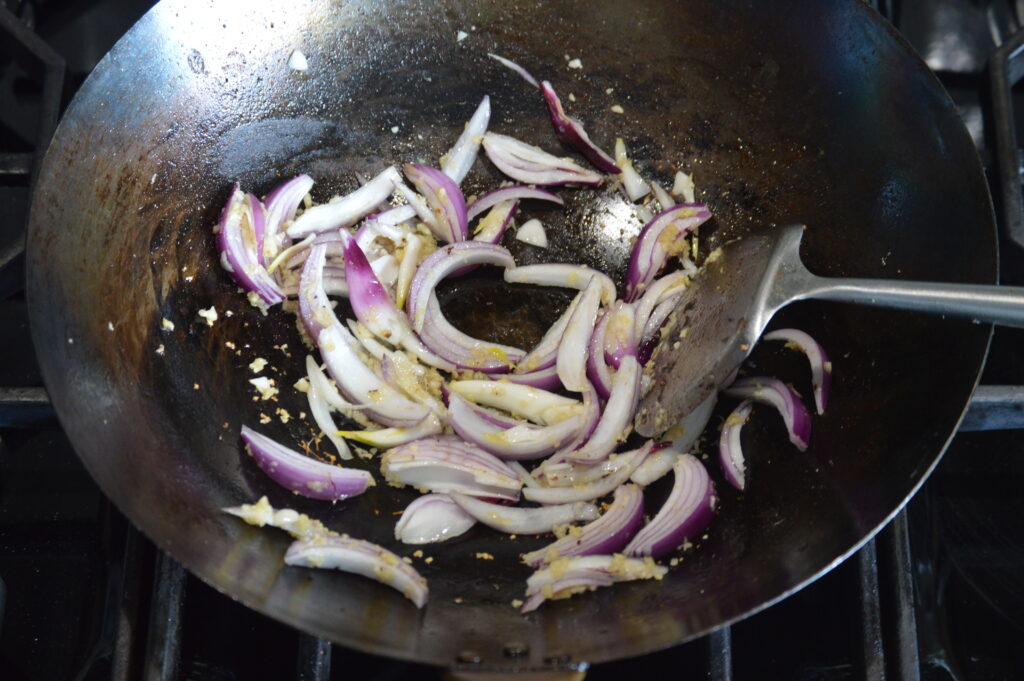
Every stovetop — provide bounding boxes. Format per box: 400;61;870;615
2;1;1023;679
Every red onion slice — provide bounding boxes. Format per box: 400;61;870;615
567;355;641;463
624;454;716;558
373;203;418;226
240;426;373;501
338;412;444;449
442;95;491;185
304;355;352;460
395;494;476;544
471;199;518;245
541;441;654;488
216;186;284;306
284;534;428;608
723;376;812;451
418;295;525;373
467;185;563;222
624;204;711;302
380;435;522;501
494;364;562;391
540;81;620;174
613;138;651;201
449;493;598;534
632;270;691;345
719;400;753;490
263;174;314;261
515;292;581;374
406;242;515;331
287;166;401;238
404;163;469;243
447;393;583;460
522;484;644;567
763;328;832;415
631;394;717;486
587;311;614;399
395;234;422;308
521;554;666;613
504;264;616;306
556;277;603;392
448;380;583;426
524;440;650;504
637;291;683;365
488;52;540;88
482;132;604;187
603;300;638;369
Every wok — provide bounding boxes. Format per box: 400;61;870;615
25;0;996;671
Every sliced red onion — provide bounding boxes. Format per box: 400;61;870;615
447;393;583;460
587;311;613;400
263;174;314;262
395;494;476;544
624;454;716;558
304;355;352;460
507;460;541;489
404;164;468;243
240;426;372;501
631;395;717;486
347;319;389;362
449;493;598;534
284;534;428;608
719;400;753;490
372;203;418;226
248;193;267;268
378;351;447;418
521;554;667;613
297;244;332;341
467;185;563;222
762;328;832;415
624;204;712;302
603;301;638;369
540;81;620;174
223;496;330;541
442;95;490;185
380;435;522;501
305;354;367;413
524;439;650;504
340;231;454;371
567;355;641;463
287;166;401;238
216;185;284;306
504;264;616;306
338;412;443;449
407;242;515;332
482;132;604;187
448;380;583;426
471;199;518;245
417;295;524;373
614;138;650;201
395;234;422;308
494;364;562;390
550;382;602;460
650;180;675;213
515;292;581;374
522;484;644;567
632;270;691;343
723;377;811;451
637;292;682;364
556;277;603;392
541;441;654;488
488;52;540;88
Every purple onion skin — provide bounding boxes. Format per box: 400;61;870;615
404;163;468;243
499;366;563;391
540;81;621;174
624;204;711;303
586;502;644;556
648;475;715;558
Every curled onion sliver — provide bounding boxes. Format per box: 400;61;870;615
586;311;613;400
522;484;644;567
488;52;540;88
240;426;372;501
521;554;666;613
719;400;753;490
380;435;522;501
467;185;563;222
482;132;604;187
407;242;515;331
567;355;641;463
304;356;352;460
540;80;620;174
449;493;597;534
284;534;428;608
442;95;491;185
723;376;811;451
448;380;582;426
624;454;716;558
556;277;603;392
448;393;583;460
216;186;284;306
404;163;468;243
524;441;650;504
763;328;832;415
504;263;616;307
263;174;314;262
287;166;401;238
624;203;711;302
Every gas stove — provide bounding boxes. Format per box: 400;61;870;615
1;1;1023;679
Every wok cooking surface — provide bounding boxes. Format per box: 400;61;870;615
2;0;1024;675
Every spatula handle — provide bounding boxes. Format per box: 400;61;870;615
806;278;1024;328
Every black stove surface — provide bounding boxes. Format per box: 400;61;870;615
2;1;1024;679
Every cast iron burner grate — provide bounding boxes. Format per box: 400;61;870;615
1;1;1023;679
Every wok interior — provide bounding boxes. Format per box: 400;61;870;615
26;0;995;669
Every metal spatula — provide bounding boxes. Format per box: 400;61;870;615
634;223;1024;437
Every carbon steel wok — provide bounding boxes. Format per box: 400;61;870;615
26;0;995;671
